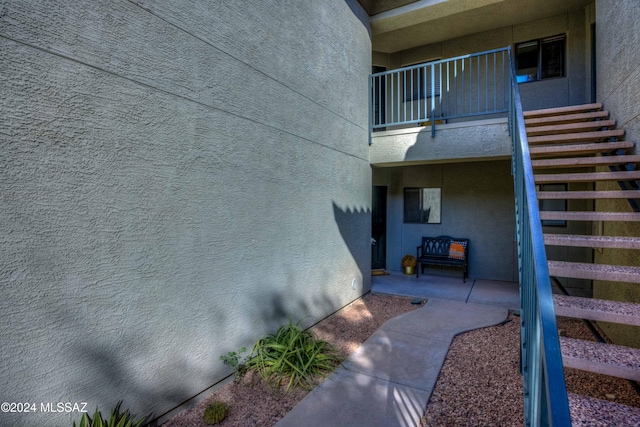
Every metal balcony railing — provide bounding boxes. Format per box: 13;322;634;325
369;48;510;137
507;47;572;426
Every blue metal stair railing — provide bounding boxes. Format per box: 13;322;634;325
507;46;572;426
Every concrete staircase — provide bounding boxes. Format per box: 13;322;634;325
524;103;640;423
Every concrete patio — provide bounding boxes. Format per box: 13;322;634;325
371;270;520;310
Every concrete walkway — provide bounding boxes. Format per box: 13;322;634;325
275;273;518;427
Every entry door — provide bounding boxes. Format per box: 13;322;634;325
372;186;387;269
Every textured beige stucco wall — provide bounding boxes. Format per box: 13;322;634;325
593;0;640;348
0;1;372;425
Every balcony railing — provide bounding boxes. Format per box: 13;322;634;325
369;48;510;137
507;47;572;426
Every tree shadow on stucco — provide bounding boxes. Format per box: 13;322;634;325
332;201;371;279
56;203;374;426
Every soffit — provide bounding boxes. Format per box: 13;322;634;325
361;0;594;53
358;0;420;15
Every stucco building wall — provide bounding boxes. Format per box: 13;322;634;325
0;1;372;425
592;0;640;348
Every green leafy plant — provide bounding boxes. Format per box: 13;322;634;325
72;401;149;427
220;346;250;380
246;320;342;393
202;400;229;425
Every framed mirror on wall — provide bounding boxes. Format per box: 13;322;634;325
404;187;441;224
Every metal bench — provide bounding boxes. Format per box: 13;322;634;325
416;235;469;282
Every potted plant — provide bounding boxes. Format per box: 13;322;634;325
401;254;417;275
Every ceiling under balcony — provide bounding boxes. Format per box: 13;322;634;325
358;0;594;53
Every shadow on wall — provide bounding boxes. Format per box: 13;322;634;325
40;204;372;426
332;201;371;282
62;282;344;427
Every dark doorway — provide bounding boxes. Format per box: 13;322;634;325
372;186;387;269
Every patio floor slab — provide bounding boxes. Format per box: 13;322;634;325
371;271;520;311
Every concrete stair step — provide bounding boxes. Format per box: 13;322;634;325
537;190;640;200
528;129;625;145
527;120;616;137
554;294;640;327
529;141;635;158
535;170;640;184
524;103;603;118
548;260;640;283
568;393;640;426
525;111;609;127
539;211;640;222
560;337;640;381
532;155;640;169
544;234;640;250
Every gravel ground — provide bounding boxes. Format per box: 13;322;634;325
162;293;640;427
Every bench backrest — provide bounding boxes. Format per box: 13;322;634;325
421;236;469;257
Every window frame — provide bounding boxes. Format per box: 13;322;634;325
403;187;442;224
515;34;566;83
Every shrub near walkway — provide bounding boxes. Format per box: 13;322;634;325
162;294;420;427
246;320;342;393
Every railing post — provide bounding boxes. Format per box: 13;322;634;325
368;74;373;145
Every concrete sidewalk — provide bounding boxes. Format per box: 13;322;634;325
275;292;511;427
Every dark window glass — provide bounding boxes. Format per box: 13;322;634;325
404;188;422;223
515;35;565;83
404;64;440;101
541;36;565;79
403;188;441;224
516;40;539;82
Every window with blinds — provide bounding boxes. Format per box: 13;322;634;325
404;63;441;101
515;35;565;83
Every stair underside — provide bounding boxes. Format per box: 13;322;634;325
535;170;640;183
528;129;625;145
560;337;640;381
544;234;640;249
568;393;640;426
524;103;603;118
532;155;640;168
537;190;640;200
525;111;609;126
526;120;616;137
529;141;635;157
554;294;640;326
549;261;640;283
539;211;640;222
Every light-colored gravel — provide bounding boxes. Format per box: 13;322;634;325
162;293;640;427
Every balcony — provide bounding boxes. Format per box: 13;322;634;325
370;48;513;166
